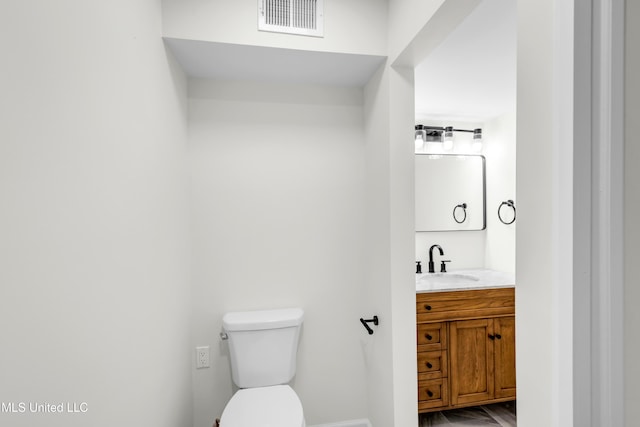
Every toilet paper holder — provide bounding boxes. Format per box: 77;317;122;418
360;316;379;335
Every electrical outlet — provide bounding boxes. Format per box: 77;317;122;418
196;346;210;369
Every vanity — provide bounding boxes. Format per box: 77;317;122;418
416;270;516;413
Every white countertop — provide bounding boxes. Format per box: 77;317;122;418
416;269;515;293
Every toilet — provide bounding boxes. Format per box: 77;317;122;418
220;307;305;427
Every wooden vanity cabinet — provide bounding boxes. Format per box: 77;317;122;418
416;288;515;413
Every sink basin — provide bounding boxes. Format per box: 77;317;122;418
416;273;479;286
416;269;515;292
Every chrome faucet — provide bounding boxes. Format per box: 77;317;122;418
428;244;444;273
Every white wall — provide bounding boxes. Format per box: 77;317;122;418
363;64;398;426
415;232;485;270
516;0;563;425
625;0;640;424
484;112;516;274
388;65;421;427
388;0;446;62
162;0;388;56
363;60;419;427
362;64;396;427
187;79;368;427
0;1;192;427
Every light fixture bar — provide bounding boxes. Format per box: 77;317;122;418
419;125;477;133
414;124;483;152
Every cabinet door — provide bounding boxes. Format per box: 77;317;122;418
449;319;494;406
494;316;516;399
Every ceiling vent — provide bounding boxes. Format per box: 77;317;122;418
258;0;324;37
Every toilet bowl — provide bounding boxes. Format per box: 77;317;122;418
220;308;305;427
220;385;305;427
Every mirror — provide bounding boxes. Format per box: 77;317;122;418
415;154;486;231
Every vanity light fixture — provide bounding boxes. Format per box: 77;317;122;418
414;125;483;153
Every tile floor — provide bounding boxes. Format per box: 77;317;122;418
419;402;516;427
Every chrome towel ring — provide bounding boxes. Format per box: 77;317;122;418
498;200;516;224
453;203;467;224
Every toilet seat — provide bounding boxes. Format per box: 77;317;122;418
220;385;305;427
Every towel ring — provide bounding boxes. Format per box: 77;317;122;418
498;200;516;225
453;203;467;224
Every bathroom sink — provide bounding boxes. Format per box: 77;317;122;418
416;269;515;292
416;273;479;286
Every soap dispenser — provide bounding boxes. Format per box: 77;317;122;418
416;261;422;274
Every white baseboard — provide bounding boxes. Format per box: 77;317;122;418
307;419;372;427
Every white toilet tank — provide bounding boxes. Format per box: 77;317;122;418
223;308;304;389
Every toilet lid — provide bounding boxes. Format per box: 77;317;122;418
221;385;304;427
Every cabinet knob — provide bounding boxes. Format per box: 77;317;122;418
488;334;495;340
426;362;433;369
495;334;502;340
424;304;432;311
427;390;433;398
425;333;433;340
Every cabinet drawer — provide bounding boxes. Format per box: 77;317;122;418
417;350;448;380
418;378;449;410
417;288;515;322
417;322;447;351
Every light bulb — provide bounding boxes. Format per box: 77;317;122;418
414;125;426;152
472;128;483;152
428;141;443;154
443;127;454;151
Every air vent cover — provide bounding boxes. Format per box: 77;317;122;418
258;0;324;37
